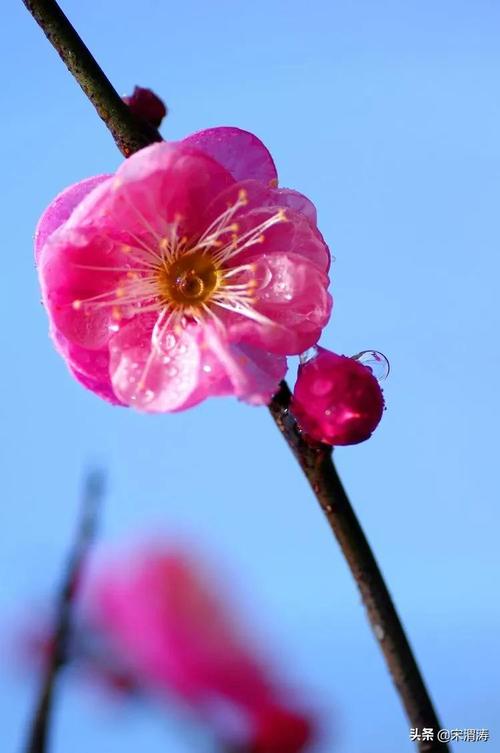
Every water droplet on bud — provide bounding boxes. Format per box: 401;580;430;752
352;350;390;381
299;346;319;365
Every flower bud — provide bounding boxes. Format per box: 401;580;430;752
292;348;385;445
122;86;167;128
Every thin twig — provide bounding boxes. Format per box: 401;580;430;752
22;3;449;750
24;469;105;753
22;0;161;156
269;382;447;752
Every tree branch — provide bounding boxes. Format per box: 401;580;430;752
22;2;449;750
22;0;161;156
269;382;447;751
24;469;105;753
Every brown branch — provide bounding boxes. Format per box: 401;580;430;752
269;382;447;752
24;469;105;753
22;3;449;750
22;0;161;156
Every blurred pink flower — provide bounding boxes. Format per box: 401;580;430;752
292;348;385;445
86;547;315;752
36;127;331;411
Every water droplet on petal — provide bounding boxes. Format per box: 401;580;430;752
352;350;390;381
109;323;120;333
162;356;171;364
202;364;212;373
299;346;319;365
164;333;176;350
167;366;178;377
178;344;187;354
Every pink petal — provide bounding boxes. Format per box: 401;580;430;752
51;329;123;405
201;182;329;272
226;253;332;356
73;142;236;242
35;175;111;264
69;364;123;405
181;127;278;186
39;226;127;350
108;315;202;412
202;327;286;406
273;188;317;225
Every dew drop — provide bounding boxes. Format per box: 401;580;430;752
352;350;390;381
299;346;319;365
167;366;178;377
178;344;187;354
164;333;176;350
109;323;120;333
202;364;212;373
162;356;171;364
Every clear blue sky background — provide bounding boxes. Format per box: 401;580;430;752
1;2;499;751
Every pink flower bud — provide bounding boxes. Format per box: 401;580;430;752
122;86;167;128
291;348;385;445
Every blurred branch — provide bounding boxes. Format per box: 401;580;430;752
22;3;449;751
24;469;105;753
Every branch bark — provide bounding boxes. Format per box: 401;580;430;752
24;469;105;753
22;2;449;750
22;0;161;156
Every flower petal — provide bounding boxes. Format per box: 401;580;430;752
108;316;202;412
201;181;329;272
201;327;286;405
39;226;127;350
273;188;317;225
225;253;332;355
181;127;278;186
71;142;235;242
51;329;123;405
35;175;111;263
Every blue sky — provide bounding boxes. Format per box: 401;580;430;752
1;1;499;751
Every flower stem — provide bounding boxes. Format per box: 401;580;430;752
24;470;105;753
22;3;449;750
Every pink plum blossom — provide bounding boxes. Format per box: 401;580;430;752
36;127;332;411
291;348;385;445
86;546;315;752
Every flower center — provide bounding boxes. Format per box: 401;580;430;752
159;253;220;306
